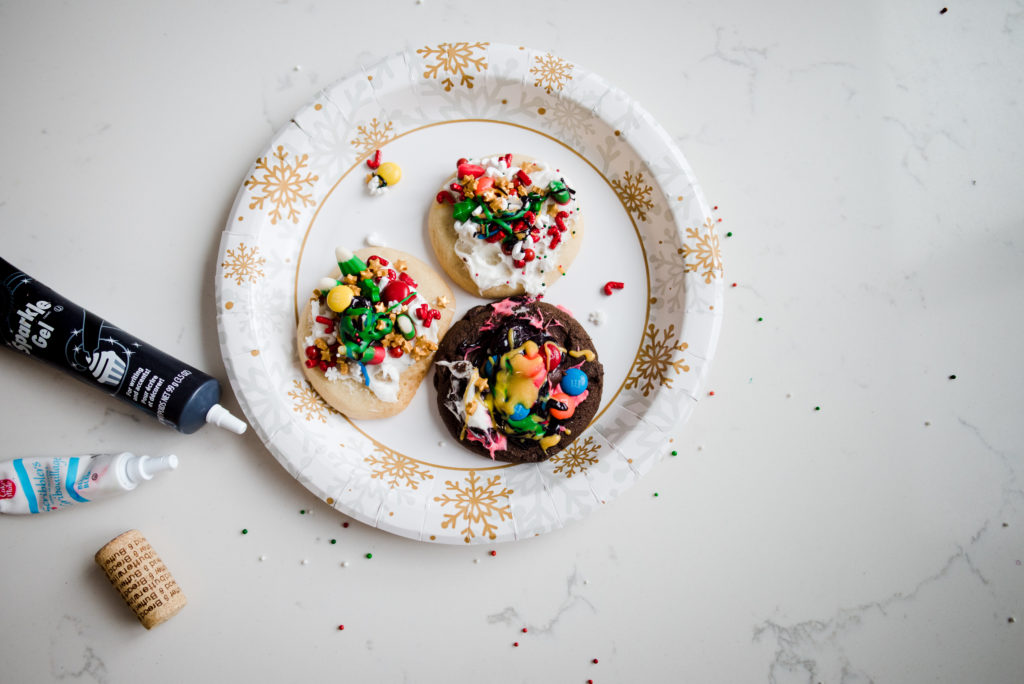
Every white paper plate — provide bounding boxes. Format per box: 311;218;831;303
216;43;723;544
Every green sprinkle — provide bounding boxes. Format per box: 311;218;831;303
300;509;306;514
726;231;733;237
814;406;821;411
653;492;659;497
757;317;764;322
670;450;678;456
365;552;373;559
241;529;248;535
330;539;337;545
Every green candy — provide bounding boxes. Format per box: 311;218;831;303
361;278;380;302
547;180;571;205
453;199;475;223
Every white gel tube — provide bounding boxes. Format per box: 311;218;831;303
0;452;177;515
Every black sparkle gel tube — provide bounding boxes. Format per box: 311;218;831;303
0;256;246;435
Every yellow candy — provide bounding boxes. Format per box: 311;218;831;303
377;161;402;186
326;285;354;312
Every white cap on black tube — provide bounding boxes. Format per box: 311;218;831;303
206;404;247;434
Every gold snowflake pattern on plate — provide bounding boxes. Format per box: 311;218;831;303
680;217;724;283
244;145;318;225
530;53;573;94
364;446;435;490
287;379;335;423
433;470;513;544
625;324;690;397
549;435;602;478
416;41;489;91
611;170;655;222
221;243;266;286
350;117;395;156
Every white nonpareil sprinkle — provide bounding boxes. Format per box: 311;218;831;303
301;559;309;565
588;310;606;326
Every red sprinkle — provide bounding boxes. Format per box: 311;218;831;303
489;550;497;556
709;391;715;396
592;658;599;664
603;281;625;296
388;346;404;358
554;211;569;232
337;624;345;631
304;359;317;368
366;149;382;170
522;627;528;633
516;169;532;186
513;642;519;647
503;153;513;167
436;191;453;204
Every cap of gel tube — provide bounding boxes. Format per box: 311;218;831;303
206;404;247;435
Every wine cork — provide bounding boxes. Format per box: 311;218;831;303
94;529;187;629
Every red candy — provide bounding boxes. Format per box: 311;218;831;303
398;271;418;288
381;280;411;303
475;176;494;194
523;248;535;262
502;153;513;167
436;191;453;204
365;345;386;365
415;303;441;327
554;211;569;232
457;162;486;179
388;346;404;358
366;149;382;170
515;169;532;186
370;255;389;266
513;259;526;268
603;281;625;295
541;341;561;372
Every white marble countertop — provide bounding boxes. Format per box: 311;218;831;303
2;1;1022;681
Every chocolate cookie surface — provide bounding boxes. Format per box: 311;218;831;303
433;296;603;463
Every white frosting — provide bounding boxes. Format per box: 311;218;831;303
366;174;388;196
449;155;579;295
305;276;440;403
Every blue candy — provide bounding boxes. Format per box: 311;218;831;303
510;403;530;420
560;368;588;396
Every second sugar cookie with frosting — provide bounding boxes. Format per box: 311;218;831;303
297;247;455;420
428;154;583;298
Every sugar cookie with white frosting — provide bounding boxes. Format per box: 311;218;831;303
428;153;583;298
296;247;455;420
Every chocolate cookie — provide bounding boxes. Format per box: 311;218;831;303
433;296;603;463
